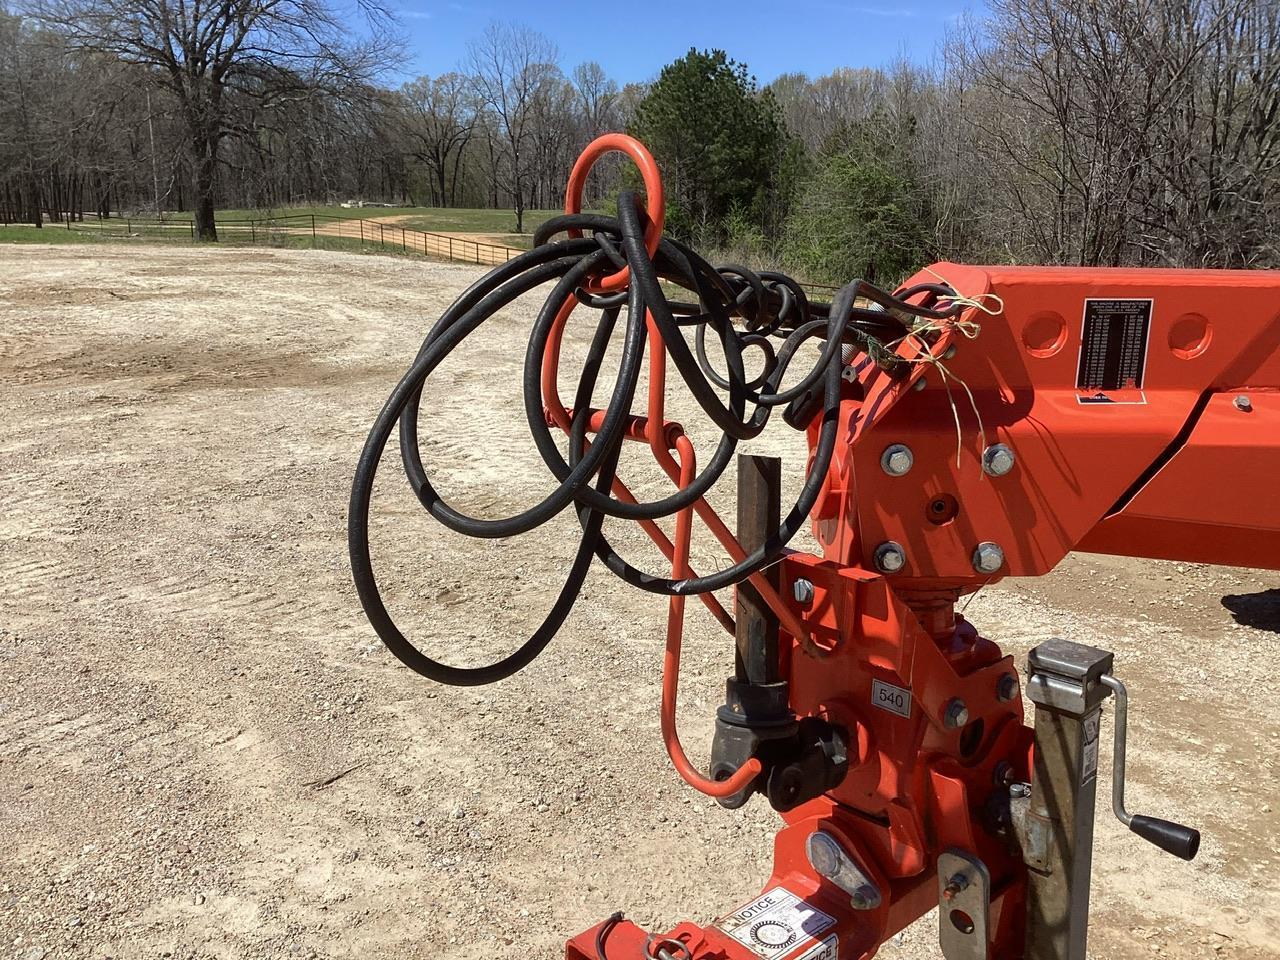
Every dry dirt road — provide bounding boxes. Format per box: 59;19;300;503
1;244;1277;960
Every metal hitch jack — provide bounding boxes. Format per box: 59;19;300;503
1014;638;1200;960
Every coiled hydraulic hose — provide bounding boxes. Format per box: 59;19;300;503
348;146;966;688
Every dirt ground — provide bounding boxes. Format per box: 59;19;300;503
0;244;1276;960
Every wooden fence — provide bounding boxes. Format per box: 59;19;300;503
64;213;525;267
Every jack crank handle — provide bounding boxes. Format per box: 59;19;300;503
1100;674;1201;861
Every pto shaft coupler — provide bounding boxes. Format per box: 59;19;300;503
710;679;848;811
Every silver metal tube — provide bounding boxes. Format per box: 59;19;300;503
1099;674;1132;826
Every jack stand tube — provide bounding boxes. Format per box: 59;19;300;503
1020;638;1115;960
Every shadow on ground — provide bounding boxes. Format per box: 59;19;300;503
1221;588;1280;632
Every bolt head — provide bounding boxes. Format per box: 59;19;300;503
880;444;914;476
982;443;1016;477
1234;394;1253;412
873;541;907;574
944;698;970;729
972;541;1005;574
913;376;928;391
996;672;1019;702
850;885;880;910
792;578;815;605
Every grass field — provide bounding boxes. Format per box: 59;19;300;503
0;225;103;244
154;205;571;236
0;222;516;267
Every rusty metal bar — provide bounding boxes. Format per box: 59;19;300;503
734;454;782;685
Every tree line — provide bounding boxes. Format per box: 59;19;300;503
2;0;1277;275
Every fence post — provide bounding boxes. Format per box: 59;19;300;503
361;220;365;247
449;237;455;260
190;221;195;241
379;223;384;245
401;227;406;252
312;215;316;248
251;219;256;243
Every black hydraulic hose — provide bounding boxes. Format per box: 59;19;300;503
349;300;626;685
351;194;966;684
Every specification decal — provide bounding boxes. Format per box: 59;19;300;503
872;679;913;718
716;888;836;959
1081;711;1101;785
1075;298;1152;403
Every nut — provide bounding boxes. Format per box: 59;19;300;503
982;443;1016;477
850;884;881;910
972;541;1005;574
873;541;907;574
880;444;914;477
944;698;970;729
792;579;815;605
1234;394;1253;412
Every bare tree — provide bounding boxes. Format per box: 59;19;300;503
944;0;1279;267
400;73;477;207
22;0;399;239
572;61;618;137
467;21;558;233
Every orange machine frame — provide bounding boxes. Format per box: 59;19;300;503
547;137;1279;960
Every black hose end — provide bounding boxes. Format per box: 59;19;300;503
1129;815;1201;861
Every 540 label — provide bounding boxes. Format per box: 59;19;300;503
871;679;912;718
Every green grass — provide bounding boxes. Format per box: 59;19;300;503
153;205;573;236
0;224;106;244
0;221;502;266
387;209;572;236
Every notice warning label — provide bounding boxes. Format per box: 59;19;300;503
1075;298;1152;401
715;887;836;959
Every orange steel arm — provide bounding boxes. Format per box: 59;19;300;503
822;263;1280;582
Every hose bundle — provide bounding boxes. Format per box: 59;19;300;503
348;167;968;688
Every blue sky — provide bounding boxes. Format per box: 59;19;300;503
392;1;985;84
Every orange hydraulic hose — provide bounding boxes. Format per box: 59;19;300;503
662;434;762;797
541;297;733;632
545;132;808;797
564;133;664;293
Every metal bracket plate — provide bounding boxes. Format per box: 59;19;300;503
938;850;991;960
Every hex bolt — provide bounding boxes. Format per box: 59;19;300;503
880;444;914;477
996;672;1019;702
982;443;1016;477
1009;782;1032;799
874;541;907;574
913;377;928;391
793;578;815;606
944;698;970;729
1234;394;1253;412
942;344;957;360
972;541;1005;574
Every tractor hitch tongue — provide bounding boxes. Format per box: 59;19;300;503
350;134;1280;960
